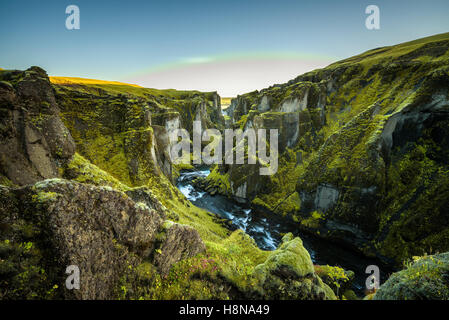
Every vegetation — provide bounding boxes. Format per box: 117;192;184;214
374;252;449;300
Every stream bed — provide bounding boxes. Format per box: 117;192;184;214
177;167;395;296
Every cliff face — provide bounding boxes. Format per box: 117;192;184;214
0;67;76;186
52;77;224;185
0;67;336;300
206;33;449;265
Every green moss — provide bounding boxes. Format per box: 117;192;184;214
342;290;359;300
235;114;248;130
248;234;336;300
314;264;353;297
64;153;130;191
0;174;16;188
374;252;449;300
254;236;314;279
31;191;60;204
377;135;449;264
301;211;325;229
127;254;228;300
276;192;301;213
0;233;61;299
205;165;232;195
116;229;274;300
250;149;303;216
9;33;444;300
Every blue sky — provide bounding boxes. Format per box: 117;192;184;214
1;0;449;96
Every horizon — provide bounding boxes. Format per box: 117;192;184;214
1;0;449;96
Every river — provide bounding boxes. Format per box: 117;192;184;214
177;167;394;296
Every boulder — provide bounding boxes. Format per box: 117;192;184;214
251;233;336;300
153;221;206;276
374;252;449;300
0;179;164;299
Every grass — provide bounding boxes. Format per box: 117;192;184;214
328;32;449;69
220;97;233;107
50;76;144;87
50;76;217;100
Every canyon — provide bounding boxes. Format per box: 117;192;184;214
1;32;449;300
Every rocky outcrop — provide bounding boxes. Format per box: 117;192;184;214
153;221;206;276
0;179;162;299
251;233;336;300
253;112;300;149
373;252;449;300
0;178;208;299
0;67;75;186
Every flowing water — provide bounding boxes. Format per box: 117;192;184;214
177;167;395;296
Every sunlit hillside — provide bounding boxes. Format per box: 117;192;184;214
50;76;143;88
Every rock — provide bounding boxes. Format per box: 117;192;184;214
152;125;174;180
373;252;449;300
257;95;272;112
0;80;16;107
251;233;336;300
0;67;75;186
253;111;300;150
222;162;268;201
0;179;164;299
42;115;76;159
53;82;222;186
363;293;375;300
314;184;340;212
153;221;206;276
126;186;168;215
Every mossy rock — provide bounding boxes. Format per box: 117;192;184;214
255;236;315;279
251;233;336;300
373;252;449;300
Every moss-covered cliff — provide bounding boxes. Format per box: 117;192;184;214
206;32;449;266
